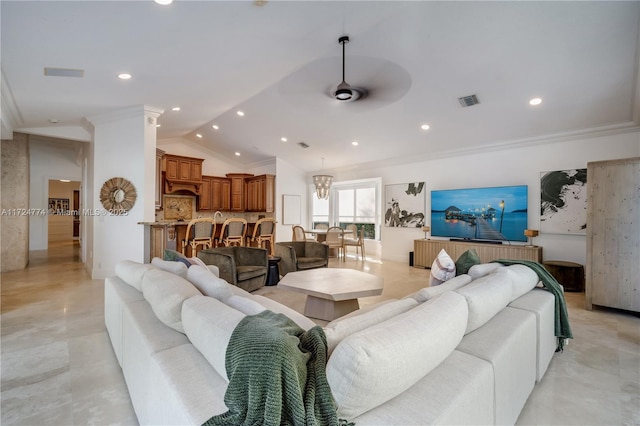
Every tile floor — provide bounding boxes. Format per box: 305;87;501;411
1;240;638;425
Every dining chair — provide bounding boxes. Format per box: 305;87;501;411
292;225;307;241
181;217;216;256
343;227;366;260
218;218;247;247
323;226;345;260
249;217;276;255
315;223;329;230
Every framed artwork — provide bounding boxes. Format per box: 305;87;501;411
540;168;587;235
48;198;69;214
384;182;426;228
282;194;301;225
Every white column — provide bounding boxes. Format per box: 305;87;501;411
86;105;163;278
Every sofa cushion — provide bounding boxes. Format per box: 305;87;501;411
236;265;267;281
115;260;156;291
455;267;513;334
297;257;327;269
141;269;201;333
455;249;481;276
250;295;316;330
225;295;266;315
182;296;245;382
326;291;468;419
505;264;540;300
413;274;472;303
468;262;503;280
151;257;188;278
324;298;419;356
186;265;233;301
429;249;456;286
187;255;220;277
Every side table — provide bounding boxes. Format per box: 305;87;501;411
266;256;281;286
543;260;585;292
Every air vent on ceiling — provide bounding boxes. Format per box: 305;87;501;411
298;142;310;148
458;94;480;107
44;67;85;78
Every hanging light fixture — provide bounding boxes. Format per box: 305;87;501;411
313;158;333;200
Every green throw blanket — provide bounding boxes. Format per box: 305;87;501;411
493;259;573;351
202;310;339;426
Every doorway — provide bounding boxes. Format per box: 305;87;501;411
48;179;81;245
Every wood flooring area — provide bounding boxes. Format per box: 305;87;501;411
1;241;638;425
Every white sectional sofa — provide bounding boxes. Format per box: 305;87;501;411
105;259;558;425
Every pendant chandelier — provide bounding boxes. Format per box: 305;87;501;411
313;158;333;200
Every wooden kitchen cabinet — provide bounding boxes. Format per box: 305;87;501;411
226;173;253;212
245;174;275;212
199;176;231;211
155;148;165;210
163;154;204;195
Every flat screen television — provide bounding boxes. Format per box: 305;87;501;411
431;185;528;243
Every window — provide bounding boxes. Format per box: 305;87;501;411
311;178;381;239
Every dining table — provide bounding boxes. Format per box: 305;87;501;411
304;228;354;243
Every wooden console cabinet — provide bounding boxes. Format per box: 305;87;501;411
586;157;639;312
414;239;542;268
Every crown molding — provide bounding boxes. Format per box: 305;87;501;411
86;105;164;126
327;121;640;175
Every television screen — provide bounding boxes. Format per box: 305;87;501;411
431;185;528;242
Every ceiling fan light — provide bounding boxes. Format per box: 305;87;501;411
335;87;353;101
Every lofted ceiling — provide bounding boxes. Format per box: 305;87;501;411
2;1;639;174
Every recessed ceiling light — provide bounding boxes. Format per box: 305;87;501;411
352;141;359;146
154;0;173;5
212;125;219;130
281;137;287;142
172;107;181;111
529;98;542;106
49;119;59;124
235;152;241;156
196;133;203;138
421;124;430;130
118;73;132;80
59;179;71;183
156;124;161;128
236;110;245;117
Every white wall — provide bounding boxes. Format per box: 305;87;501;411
329;130;640;265
87;106;161;278
29;138;82;250
275;157;308;242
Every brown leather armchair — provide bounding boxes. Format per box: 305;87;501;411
275;241;329;276
197;246;268;292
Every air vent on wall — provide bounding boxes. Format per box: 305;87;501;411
298;142;310;148
458;94;480;107
44;67;85;78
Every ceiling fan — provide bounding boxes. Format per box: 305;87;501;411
332;35;367;102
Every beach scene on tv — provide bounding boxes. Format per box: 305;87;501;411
431;185;528;242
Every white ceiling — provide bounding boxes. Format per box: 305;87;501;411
2;1;639;173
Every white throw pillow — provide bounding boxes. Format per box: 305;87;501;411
151;257;188;278
324;298;419;356
186;265;233;301
115;260;156;291
429;249;456;286
413;273;473;303
141;268;201;333
182;295;245;382
327;292;469;419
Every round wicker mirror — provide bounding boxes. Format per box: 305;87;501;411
99;177;137;212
